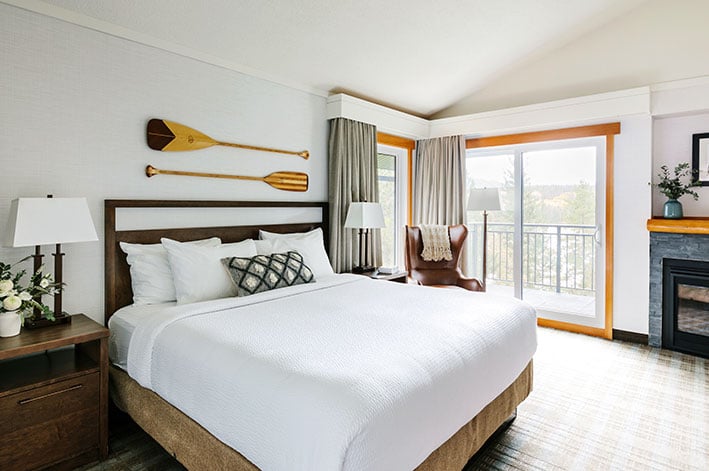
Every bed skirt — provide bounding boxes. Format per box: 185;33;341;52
110;361;533;470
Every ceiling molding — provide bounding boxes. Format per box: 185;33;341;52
1;0;329;98
327;94;430;140
429;87;651;138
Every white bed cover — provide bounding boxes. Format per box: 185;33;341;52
113;274;536;471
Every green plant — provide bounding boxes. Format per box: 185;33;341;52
655;163;700;200
0;256;61;322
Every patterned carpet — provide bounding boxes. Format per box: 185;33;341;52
79;328;708;471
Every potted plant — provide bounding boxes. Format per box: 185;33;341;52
0;258;60;337
655;162;700;219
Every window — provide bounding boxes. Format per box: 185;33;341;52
377;142;410;268
466;122;619;338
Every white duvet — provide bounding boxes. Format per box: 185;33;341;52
122;274;536;471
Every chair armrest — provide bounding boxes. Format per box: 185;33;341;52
456;276;484;292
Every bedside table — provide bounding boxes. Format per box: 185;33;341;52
360;269;409;283
0;314;109;470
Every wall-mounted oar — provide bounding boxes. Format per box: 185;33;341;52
147;119;309;159
145;165;308;192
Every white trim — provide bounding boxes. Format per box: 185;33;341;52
651;76;709;117
429;88;650;138
650;75;709;92
1;0;328;98
326;94;430;140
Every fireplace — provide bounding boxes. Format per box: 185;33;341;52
662;258;709;358
647;218;709;352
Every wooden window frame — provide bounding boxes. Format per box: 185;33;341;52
466;123;620;339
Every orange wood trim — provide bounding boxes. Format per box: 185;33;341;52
407;147;413;225
646;217;709;235
377;132;415;150
466;123;621;149
377;132;415;225
604;135;614;340
537;317;608;339
467;122;619;339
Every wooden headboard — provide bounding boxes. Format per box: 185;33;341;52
104;200;329;325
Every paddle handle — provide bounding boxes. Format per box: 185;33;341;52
146;165;259;182
145;165;308;192
217;141;309;159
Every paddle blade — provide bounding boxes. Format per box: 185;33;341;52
147;119;218;152
263;171;309;192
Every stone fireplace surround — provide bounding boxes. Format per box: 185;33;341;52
647;218;709;348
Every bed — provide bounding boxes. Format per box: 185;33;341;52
104;199;536;471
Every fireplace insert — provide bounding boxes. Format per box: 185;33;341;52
662;258;709;358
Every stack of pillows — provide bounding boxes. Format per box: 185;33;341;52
119;228;333;305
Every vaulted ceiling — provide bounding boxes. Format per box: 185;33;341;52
33;0;649;117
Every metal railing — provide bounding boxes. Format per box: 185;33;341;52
468;222;596;295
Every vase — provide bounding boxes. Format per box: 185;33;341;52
663;199;683;219
0;311;21;337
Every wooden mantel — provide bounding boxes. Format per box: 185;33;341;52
646;217;709;235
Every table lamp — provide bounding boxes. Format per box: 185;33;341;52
344;202;385;273
467;188;501;290
4;196;98;320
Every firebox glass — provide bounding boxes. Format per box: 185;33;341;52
677;283;709;336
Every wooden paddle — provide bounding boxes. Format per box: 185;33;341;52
147;119;309;159
145;165;308;192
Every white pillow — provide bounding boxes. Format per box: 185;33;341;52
254;239;274;255
120;237;220;305
162;238;257;304
259;228;333;278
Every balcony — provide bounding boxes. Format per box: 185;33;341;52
468;222;597;317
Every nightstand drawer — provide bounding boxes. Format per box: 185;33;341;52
0;371;99;435
0;407;99;471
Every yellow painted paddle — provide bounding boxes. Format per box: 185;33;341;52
147;119;309;159
145;165;308;192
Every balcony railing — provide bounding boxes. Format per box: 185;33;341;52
468;222;597;295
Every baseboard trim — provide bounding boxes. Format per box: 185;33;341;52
612;329;649;345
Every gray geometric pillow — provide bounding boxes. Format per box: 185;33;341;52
222;251;314;297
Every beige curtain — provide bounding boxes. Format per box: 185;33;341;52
413;135;470;273
328;118;381;273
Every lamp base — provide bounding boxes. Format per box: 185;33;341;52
24;312;72;330
351;265;376;274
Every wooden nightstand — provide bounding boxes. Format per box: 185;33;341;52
0;314;109;470
361;269;409;283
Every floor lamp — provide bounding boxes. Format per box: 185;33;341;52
344;202;385;273
467;188;501;291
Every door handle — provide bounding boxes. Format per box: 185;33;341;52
594;225;602;245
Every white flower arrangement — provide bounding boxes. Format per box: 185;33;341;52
0;257;62;323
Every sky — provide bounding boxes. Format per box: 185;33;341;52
467;146;597;187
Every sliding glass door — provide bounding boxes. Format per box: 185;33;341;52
467;138;606;328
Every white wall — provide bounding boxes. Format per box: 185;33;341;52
613;115;652;334
0;4;328;324
652;112;709;216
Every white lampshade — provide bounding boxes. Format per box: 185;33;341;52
5;197;98;247
467;188;501;211
344;202;385;229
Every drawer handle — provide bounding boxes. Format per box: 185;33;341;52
18;384;84;405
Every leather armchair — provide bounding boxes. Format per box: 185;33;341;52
405;225;484;292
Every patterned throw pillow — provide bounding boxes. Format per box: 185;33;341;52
222;251;314;297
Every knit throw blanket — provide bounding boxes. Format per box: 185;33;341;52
420;225;452;262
